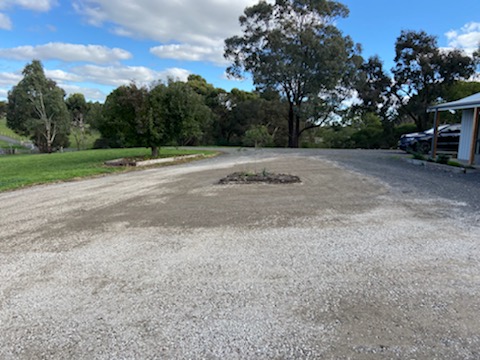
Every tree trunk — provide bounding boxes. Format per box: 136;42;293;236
294;112;301;148
46;121;53;153
288;102;295;147
287;102;301;148
420;109;431;131
45;118;57;153
151;146;159;157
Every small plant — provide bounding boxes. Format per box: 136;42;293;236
447;160;463;168
436;153;450;164
244;125;273;148
411;152;426;161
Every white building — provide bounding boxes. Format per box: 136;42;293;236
427;92;480;165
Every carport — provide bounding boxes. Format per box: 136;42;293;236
427;92;480;165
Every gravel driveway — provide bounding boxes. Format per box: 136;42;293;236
1;149;479;359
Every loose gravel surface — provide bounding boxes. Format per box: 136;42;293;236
1;149;479;359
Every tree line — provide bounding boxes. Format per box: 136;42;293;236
5;0;480;154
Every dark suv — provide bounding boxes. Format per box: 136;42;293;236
398;124;461;154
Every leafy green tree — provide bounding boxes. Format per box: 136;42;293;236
350;112;384;149
444;81;480;101
231;92;288;146
100;83;151;151
354;56;392;119
186;75;225;107
7;60;70;152
99;81;212;155
352;56;403;147
392;30;475;130
244;124;274;148
209;88;288;146
315;124;355;148
156;81;213;146
85;101;104;131
0;100;6;118
215;89;258;145
225;0;360;147
66;93;89;150
473;47;480;74
435;81;480;124
186;74;227;144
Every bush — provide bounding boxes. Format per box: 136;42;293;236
243;125;273;148
395;123;418;137
436;153;450;164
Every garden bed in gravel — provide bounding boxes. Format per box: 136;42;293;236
218;171;301;184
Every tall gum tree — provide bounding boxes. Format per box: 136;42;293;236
7;60;69;153
392;30;475;130
225;0;360;147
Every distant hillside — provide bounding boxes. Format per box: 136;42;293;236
0;118;27;142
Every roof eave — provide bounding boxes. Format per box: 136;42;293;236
427;101;480;113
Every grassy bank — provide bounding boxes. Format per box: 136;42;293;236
0;118;28;141
0;147;216;192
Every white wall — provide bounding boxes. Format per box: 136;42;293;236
459;109;474;161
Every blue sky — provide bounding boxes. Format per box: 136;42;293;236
1;0;479;102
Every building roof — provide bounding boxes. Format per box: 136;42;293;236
427;92;480;112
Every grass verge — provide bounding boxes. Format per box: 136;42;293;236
0;147;217;192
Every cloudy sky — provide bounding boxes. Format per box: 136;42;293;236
0;0;479;102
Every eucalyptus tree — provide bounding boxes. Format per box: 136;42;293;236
7;60;70;152
0;100;6;118
225;0;361;147
392;30;475;130
354;55;392;119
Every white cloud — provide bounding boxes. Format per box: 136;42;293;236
45;69;84;83
73;0;259;66
0;13;12;30
446;22;480;54
0;0;57;12
0;72;21;87
150;44;227;66
0;63;192;102
61;84;107;102
70;64;190;87
0;43;132;64
162;67;192;82
0;72;21;99
73;0;256;44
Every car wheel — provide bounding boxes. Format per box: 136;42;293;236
418;141;431;154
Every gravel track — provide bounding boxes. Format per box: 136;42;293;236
1;149;479;359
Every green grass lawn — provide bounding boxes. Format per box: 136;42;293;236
0;147;216;192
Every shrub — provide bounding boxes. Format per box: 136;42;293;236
436;153;450;164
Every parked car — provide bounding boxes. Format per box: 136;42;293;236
398;124;461;154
